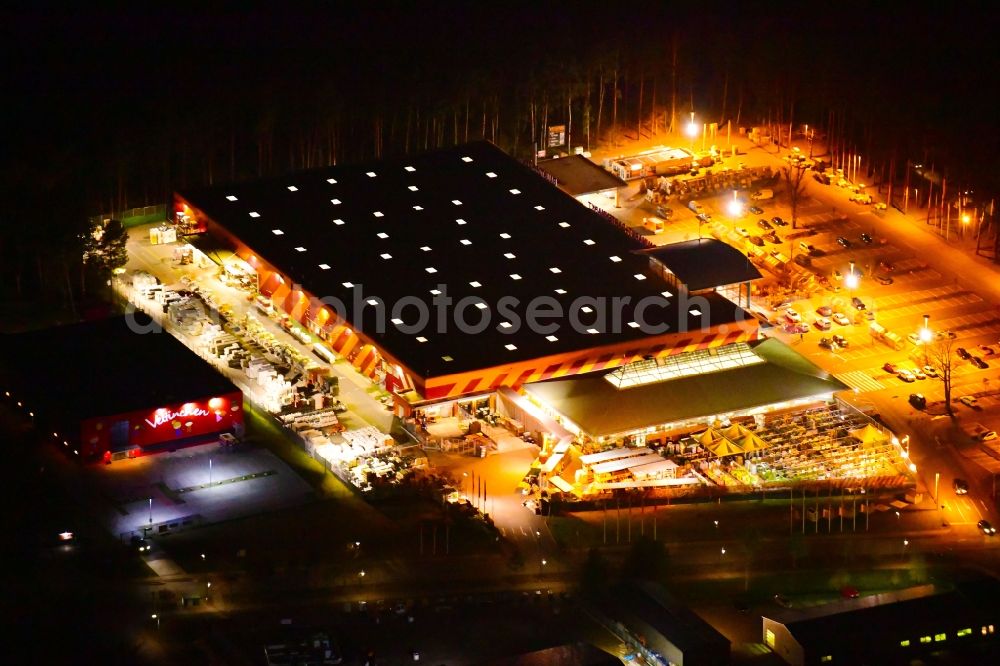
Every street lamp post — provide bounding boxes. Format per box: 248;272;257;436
919;314;932;365
686;112;699;153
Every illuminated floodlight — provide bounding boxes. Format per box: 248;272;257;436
727;199;743;217
919;327;933;343
844;272;860;289
686;122;699;138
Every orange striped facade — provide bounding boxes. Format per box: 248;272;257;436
180;198;758;410
421;323;759;400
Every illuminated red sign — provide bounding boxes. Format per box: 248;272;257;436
144;404;211;428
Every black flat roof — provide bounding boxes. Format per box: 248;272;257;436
1;315;239;423
180;141;749;378
639;238;762;291
535;155;627;196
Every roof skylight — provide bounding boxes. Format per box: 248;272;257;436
333;218;345;225
408;185;418;191
287;185;298;192
505;344;517;351
226;195;238;201
380;253;392;260
327;178;337;184
249;211;260;218
461;156;473;162
272;229;284;235
486;172;497;178
469;281;481;288
546;335;558;342
295;246;307;252
331;198;342;205
343;281;354;288
366;171;377;178
319;264;331;270
460;239;471;246
426;267;437;274
373;211;384;217
376;232;388;239
510;274;522;280
452;199;463;206
610;255;622;262
404;165;416;172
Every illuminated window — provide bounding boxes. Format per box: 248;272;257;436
499;232;511;239
581;306;593;313
956;628;972;637
690;307;703;316
499;322;512;329
628;321;640;329
425;267;437;274
504;252;515;259
661;290;673;298
820;657;832;663
586;328;599;334
366;298;379;306
442;355;453;362
474;303;487;310
549;267;561;274
429;289;441;295
934;633;946;642
765;630;775;648
634;274;646;281
469;281;481;288
295;247;307;252
583;239;595;245
318;264;331;270
380;253;392;260
554;288;566;295
510;274;521;280
390;318;403;325
416;336;427;343
342;282;354;288
919;636;931;644
899;640;910;647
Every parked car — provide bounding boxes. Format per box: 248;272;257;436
907;332;922;346
794;254;812;267
816;305;833;316
957;347;972;360
896;369;916;382
813;172;831;185
764;232;782;244
922;365;938;378
979;345;995;356
832;312;851;326
877;258;895;272
749;206;764;215
832;334;849;348
860;233;873;244
978;520;997;536
912;367;926;380
959;395;978;408
757;218;774;231
748;235;765;246
840;586;860;599
851;297;866;310
875;274;894;285
814;317;832;331
837;236;852;248
883;362;898;373
980;431;998;442
819;337;834;349
771;216;788;227
656;205;674;218
953;478;969;495
908;393;927;409
972;356;989;369
784;308;802;323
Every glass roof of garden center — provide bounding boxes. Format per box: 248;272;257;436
605;342;765;389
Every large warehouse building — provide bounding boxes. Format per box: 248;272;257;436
175;141;759;415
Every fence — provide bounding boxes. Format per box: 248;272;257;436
91;204;168;229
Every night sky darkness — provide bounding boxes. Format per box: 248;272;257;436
0;3;997;293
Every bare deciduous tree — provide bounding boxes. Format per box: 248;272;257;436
782;164;809;229
925;336;956;416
